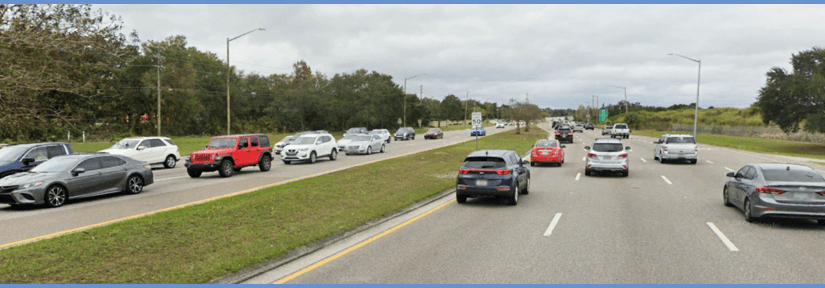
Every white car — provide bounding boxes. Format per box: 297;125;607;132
100;137;181;168
281;132;338;164
273;135;296;155
344;134;386;155
369;129;392;143
496;122;506;129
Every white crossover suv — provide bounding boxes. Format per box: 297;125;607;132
281;132;338;164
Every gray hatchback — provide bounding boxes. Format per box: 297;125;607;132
0;154;153;208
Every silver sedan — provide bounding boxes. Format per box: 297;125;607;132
724;163;825;224
344;135;385;155
0;154;153;208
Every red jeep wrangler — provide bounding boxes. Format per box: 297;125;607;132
185;134;273;178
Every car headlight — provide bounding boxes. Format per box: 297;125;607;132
299;148;309;152
21;182;44;189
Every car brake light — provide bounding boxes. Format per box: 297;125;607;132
568;133;573;135
755;186;785;194
459;169;469;174
555;132;561;135
663;147;668;152
695;146;698;152
618;154;627;159
496;170;511;175
497;187;511;191
587;153;597;158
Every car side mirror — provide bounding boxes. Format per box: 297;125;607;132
71;167;86;176
522;160;530;167
21;157;35;165
726;172;735;178
626;146;631;150
584;146;590;150
561;145;566;148
137;146;145;151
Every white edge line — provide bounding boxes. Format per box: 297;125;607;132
543;213;563;236
575;173;581;181
661;175;673;185
706;222;739;252
706;160;715;164
640;158;647;163
156;176;189;182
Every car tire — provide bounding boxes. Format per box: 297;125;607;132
44;185;67;208
310;152;317;164
283;160;291;165
723;187;733;207
507;185;519;206
329;149;337;161
817;220;825;226
521;178;530;195
412;136;415;140
584;169;591;176
164;155;177;168
744;198;756;223
456;195;467;204
366;147;372;155
218;160;234;177
691;159;697;164
187;168;202;178
380;144;385;153
622;170;629;177
530;161;535;167
259;155;272;171
126;175;144;194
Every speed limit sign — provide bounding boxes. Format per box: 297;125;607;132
471;112;482;126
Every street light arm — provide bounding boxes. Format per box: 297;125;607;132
229;28;265;42
668;53;699;63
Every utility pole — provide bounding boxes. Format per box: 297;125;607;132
155;52;163;136
464;91;469;127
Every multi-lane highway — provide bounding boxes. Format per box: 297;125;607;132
243;122;825;284
0;126;513;248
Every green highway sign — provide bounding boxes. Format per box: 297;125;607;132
598;109;608;122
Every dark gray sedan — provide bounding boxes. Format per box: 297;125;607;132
0;154;153;208
724;164;825;224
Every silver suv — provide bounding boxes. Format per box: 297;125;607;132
653;134;697;164
584;138;631;177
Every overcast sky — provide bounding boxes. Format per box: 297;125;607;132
96;4;824;110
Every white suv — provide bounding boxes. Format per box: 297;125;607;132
100;137;181;168
281;133;338;164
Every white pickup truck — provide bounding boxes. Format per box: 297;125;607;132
610;123;630;139
653;134;698;164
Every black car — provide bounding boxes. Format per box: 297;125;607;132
456;150;530;205
555;128;574;143
0;142;74;179
394;127;416;141
585;123;595;130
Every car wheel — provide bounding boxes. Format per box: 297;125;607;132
164;155;177;168
507;185;519;206
584;169;591;176
218;160;234;177
329;149;338;161
126;175;144;194
283;160;291;165
366;147;372;155
817;220;825;226
310;152;317;164
691;159;697;164
380;144;385;153
259;155;272;171
723;186;733;207
187;168;202;178
622;170;629;177
412;136;415;140
744;198;756;223
456;195;467;204
44;185;67;208
521;178;530;194
530;161;535;167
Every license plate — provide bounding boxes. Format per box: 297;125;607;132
541;151;548;155
476;179;488;186
793;193;811;201
603;156;611;160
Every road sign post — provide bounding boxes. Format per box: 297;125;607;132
472;112;482;150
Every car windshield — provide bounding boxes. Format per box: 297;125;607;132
427;129;439;133
292;136;317;145
281;136;295;143
207;138;236;148
340;135;354;140
473;126;482;130
347;129;361;134
615;124;628;129
111;139;141;149
31;157;79;173
396;128;410;133
463;157;507;169
763;168;825;182
0;145;27;161
666;137;696;144
536;141;557;148
592;143;624;152
353;135;372;141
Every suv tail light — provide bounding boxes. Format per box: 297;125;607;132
587;153;597;158
567;133;573;135
618;154;627;159
459;169;469;174
755;186;785;194
555;132;561;135
663;147;668;152
496;170;511;175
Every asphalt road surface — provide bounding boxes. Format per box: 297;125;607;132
0;126;513;248
245;122;825;284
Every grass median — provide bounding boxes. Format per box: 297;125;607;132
0;128;546;284
634;130;825;160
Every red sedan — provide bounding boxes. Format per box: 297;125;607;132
531;139;565;166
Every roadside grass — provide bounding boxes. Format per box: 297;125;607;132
0;128;546;284
634;130;825;160
607;107;763;130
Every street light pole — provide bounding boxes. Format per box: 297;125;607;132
226;28;264;135
669;53;701;137
403;74;425;127
464;90;474;127
607;85;627;115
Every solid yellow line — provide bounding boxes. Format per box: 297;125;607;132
273;199;457;284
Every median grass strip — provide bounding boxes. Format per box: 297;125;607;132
634;130;825;160
0;128;546;284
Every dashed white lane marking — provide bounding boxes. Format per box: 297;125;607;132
543;213;563;237
640;158;647;163
706;222;739;252
156;176;189;182
706;160;715;164
661;175;673;185
724;167;734;172
575;173;581;181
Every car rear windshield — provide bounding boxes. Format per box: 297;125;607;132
592;143;624;152
615;125;628;129
462;157;507;169
666;137;696;144
558;129;571;133
536;141;557;148
762;168;825;182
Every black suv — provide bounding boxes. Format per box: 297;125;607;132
0;142;74;179
394;127;416;141
555;127;574;143
456;150;530;205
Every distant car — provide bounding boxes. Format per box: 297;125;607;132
496;122;506;129
653;134;697;164
336;134;358;153
100;137;181;169
584;138;630;177
611;123;630;139
0;154;153;208
369;129;392;143
0;144;8;149
344;127;368;138
274;136;296;155
280;132;337;164
555;127;574;143
470;126;486;136
0;142;73;179
424;128;444;139
394;127;416;141
344;134;385;155
186;134;273;177
724;164;825;224
602;126;612;135
456;149;530;205
585;123;595;130
573;123;584;133
530;140;565;167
